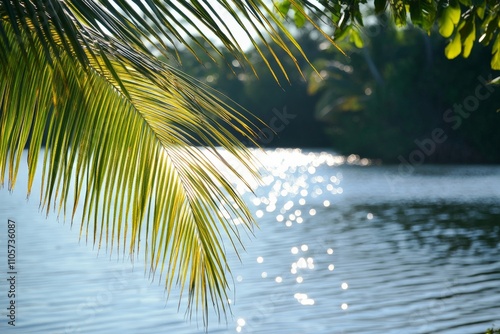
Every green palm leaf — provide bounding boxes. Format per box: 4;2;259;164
0;0;336;324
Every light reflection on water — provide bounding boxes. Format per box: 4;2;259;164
0;148;499;334
228;149;500;334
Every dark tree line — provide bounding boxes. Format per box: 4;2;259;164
171;11;500;163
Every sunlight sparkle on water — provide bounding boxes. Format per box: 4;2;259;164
266;204;276;213
311;175;321;183
301;299;315;306
226;149;370;318
236;317;246;333
295;257;315;270
262;175;274;185
296;258;307;269
307;257;315;269
294;293;315;306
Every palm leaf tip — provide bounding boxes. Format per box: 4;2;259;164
1;0;342;325
0;9;262;327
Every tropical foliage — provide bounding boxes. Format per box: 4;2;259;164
175;17;500;163
0;0;337;324
307;19;500;163
276;0;500;70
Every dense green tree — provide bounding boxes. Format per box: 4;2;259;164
307;15;500;162
277;0;500;71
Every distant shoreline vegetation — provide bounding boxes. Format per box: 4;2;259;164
171;19;500;164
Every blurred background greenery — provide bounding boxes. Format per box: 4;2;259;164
167;11;500;164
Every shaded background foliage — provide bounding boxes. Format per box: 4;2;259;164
311;15;500;163
172;14;500;163
166;35;330;148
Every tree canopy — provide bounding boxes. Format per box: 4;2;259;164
277;0;500;70
307;18;500;163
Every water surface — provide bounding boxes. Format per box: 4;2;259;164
1;149;499;333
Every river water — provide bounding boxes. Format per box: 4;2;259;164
1;149;499;333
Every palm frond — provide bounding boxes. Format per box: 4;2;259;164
0;19;258;324
0;0;338;324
